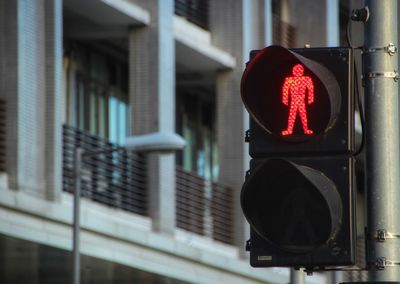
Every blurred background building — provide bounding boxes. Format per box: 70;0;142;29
0;0;362;283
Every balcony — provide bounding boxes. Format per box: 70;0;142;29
175;0;209;30
273;15;296;48
176;166;235;245
63;125;235;245
62;125;148;216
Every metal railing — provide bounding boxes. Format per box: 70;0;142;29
0;99;5;172
211;182;235;244
273;15;296;48
176;166;235;245
63;125;148;216
175;0;209;30
63;125;234;244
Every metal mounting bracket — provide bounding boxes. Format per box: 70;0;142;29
368;229;400;242
374;257;400;270
365;71;399;81
363;43;397;55
245;129;250;143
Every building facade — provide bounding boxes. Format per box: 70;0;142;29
0;0;347;283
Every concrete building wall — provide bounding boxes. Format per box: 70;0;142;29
290;0;328;47
129;0;176;234
209;0;248;251
0;0;62;200
17;0;47;194
43;0;63;201
1;0;19;191
209;0;274;253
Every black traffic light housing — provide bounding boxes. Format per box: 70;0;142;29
242;157;355;268
242;46;354;156
240;46;356;270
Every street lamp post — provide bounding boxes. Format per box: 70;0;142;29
72;132;185;284
73;147;83;284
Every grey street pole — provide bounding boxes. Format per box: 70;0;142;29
70;132;184;284
290;268;304;284
364;0;400;281
72;147;115;284
73;147;83;284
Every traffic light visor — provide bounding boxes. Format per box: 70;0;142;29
241;158;343;253
241;46;341;140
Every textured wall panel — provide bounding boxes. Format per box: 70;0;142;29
129;0;176;234
44;0;63;200
129;27;158;134
210;0;250;250
290;0;327;47
3;0;19;189
18;0;47;193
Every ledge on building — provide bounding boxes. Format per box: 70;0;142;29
174;15;236;72
0;188;305;284
64;0;150;39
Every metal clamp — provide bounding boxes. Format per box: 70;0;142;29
366;71;399;81
245;129;250;143
363;43;397;56
245;240;251;251
374;257;400;270
368;229;400;242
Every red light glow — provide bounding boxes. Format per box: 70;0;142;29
281;64;314;136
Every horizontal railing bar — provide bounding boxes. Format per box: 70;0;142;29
176;189;204;199
63;178;147;192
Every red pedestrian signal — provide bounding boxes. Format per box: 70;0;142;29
240;46;356;270
241;46;351;156
281;64;314;136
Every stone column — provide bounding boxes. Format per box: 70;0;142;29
210;0;262;254
0;0;62;199
326;0;339;46
290;0;327;47
44;0;63;200
129;0;176;234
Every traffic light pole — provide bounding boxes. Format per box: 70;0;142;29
290;268;304;284
364;0;400;281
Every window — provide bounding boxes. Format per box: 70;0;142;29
176;92;218;181
63;41;129;145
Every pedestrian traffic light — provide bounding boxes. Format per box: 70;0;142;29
240;46;356;270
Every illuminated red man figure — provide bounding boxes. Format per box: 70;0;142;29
281;64;314;136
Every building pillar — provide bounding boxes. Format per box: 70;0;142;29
263;0;273;46
0;0;61;199
326;0;339;46
1;0;19;191
44;0;63;200
128;0;176;235
210;0;263;255
214;69;247;252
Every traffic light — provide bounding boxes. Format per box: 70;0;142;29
240;46;356;270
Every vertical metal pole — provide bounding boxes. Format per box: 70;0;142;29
290;268;304;284
364;0;400;281
73;147;82;284
331;271;343;284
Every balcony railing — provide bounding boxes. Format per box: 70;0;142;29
175;0;209;30
0;99;5;172
63;125;234;245
176;166;235;245
63;125;148;216
273;15;296;48
211;181;235;244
